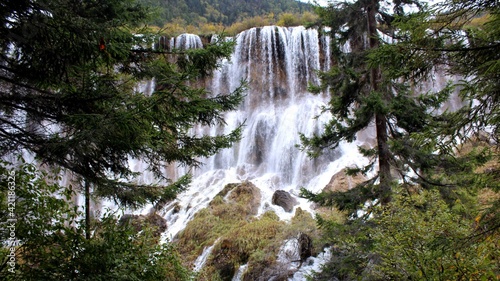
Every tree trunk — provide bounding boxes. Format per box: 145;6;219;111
85;181;91;240
367;0;392;204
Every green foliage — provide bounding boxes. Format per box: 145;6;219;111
135;0;312;27
312;188;500;281
369;0;500;235
0;0;246;208
371;190;499;280
0;160;191;280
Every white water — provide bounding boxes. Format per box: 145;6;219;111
289;248;332;280
158;26;371;242
232;264;248;281
84;25;457;279
193;240;218;272
149;26;375;279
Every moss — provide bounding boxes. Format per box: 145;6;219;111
176;182;323;280
210;195;225;206
176;182;261;265
216;183;238;198
204;214;285;280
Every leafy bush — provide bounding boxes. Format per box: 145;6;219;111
0;160;191;281
312;187;500;280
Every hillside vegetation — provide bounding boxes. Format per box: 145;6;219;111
137;0;312;27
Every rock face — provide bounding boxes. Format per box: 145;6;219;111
272;190;298;212
119;213;167;237
323;169;366;193
298;233;313;261
227;181;262;216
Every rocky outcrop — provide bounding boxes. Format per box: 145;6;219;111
298;232;313;261
119;212;167;237
272;190;298;212
323;169;366;193
227;181;262;216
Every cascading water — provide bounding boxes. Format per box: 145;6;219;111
122;25;460;279
154;26;371;279
161;26;367;237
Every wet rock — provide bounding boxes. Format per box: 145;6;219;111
298;233;313;261
272;190;298;212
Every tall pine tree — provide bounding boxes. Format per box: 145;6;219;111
371;0;500;237
304;0;500;279
299;0;451;211
0;0;245;209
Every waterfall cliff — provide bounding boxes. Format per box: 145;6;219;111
156;26;372;241
101;25;462;279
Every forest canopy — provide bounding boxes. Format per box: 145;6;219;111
135;0;312;27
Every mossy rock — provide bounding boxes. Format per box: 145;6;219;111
176;182;261;266
118;212;167;237
227;181;261;216
176;182;322;280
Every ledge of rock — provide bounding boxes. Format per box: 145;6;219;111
214;181;262;216
119;212;167;237
323;169;366;193
272;190;298;212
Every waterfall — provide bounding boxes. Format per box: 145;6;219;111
193;240;218;272
161;26;370;240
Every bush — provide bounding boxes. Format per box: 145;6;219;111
0;160;191;281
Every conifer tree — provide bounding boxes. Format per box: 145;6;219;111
299;0;448;211
0;0;245;209
371;0;500;237
304;0;500;279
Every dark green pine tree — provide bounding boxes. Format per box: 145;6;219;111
0;0;245;235
300;0;456;213
300;1;500;279
371;0;500;235
301;2;500;279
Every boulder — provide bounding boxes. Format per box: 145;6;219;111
226;181;262;216
272;190;297;212
298;233;313;261
119;212;167;237
323;169;366;193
